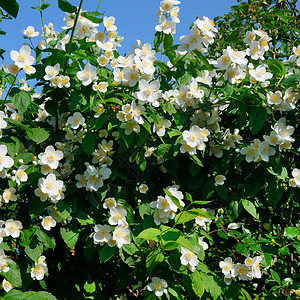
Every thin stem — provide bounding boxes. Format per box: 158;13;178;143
39;0;48;48
96;0;102;12
1;73;18;110
63;0;84;74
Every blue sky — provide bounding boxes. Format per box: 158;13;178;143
1;0;239;62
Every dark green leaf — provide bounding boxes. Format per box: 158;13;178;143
99;244;116;263
0;0;19;17
82;131;96;156
248;106;267;135
81;12;103;24
242;199;257;219
57;0;76;13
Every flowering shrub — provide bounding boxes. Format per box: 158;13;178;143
0;0;299;299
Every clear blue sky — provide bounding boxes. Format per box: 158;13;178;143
1;0;299;64
1;0;239;62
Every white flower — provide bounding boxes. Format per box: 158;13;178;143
22;26;39;38
249;65;272;82
108;208;127;226
135;79;161;107
2;188;17;203
198;236;209;250
0;145;14;171
13;165;28;185
41;216;56;231
44;63;60;81
103;16;117;32
155;15;176;34
194;208;214;228
138;184;148;194
93;224;111;244
180;246;200;270
77;63;97;86
0;111;7;130
267;91;282;105
4;219;23;238
67;112;85;129
39;145;64;169
31;263;48;280
215;175;226;186
219;257;234;276
147;277;168;297
39;173;64;197
112;225;130;248
251;256;262;278
232;263;251;281
103;197;117;209
10;45;35;68
153;117;171;137
2;279;13;292
0;250;9;273
291;168;300;187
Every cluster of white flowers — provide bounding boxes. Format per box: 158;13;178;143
180;125;210;155
44;63;70;88
178;16;218;54
31;256;48;280
219;256;262;285
155;0;180;35
150;185;184;225
240;117;295;162
284;45;300;67
91;139;114;166
267;87;299;112
93;197;130;248
75;163;111;192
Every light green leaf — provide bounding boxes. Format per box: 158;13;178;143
284;227;299;239
60;223;79;249
242;199;257;219
137;228;161;242
26;128;50;144
9;88;31;115
3;260;22;288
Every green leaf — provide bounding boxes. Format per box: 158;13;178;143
189;154;203;167
242;199;257;219
82;131;96;156
26;128;50;144
191;270;204;298
265;181;283;207
29;198;48;219
248;106;267;135
193;50;213;71
137;228;161;242
3;260;22;288
215;185;228;200
146;250;164;276
271;269;281;285
267;59;286;76
57;0;76;13
4;289;24;300
0;0;19;18
154;32;164;50
25;237;43;262
83;281;96;294
163;34;173;50
200;272;222;299
281;73;300;87
9;88;31;115
35;228;56;250
99;244;116;263
54;201;71;219
81;11;103;24
284;227;299;239
95;111;111;129
60;222;79;249
175;208;214;225
23;291;58;300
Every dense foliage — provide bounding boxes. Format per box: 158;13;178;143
0;0;299;299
